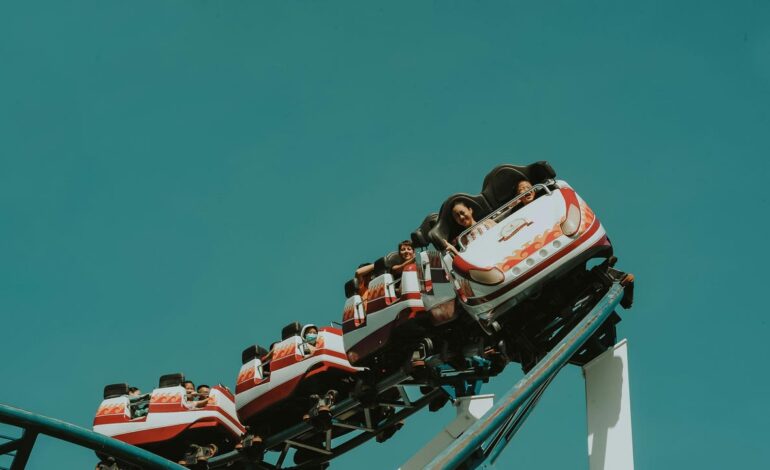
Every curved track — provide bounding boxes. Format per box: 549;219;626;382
0;403;185;469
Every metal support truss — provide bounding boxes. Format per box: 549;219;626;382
424;281;626;470
285;388;445;470
208;370;423;468
0;404;185;469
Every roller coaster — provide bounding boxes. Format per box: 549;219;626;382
1;162;636;470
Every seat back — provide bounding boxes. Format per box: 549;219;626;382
236;357;264;392
281;321;302;340
343;294;366;329
344;279;356;298
372;256;388;277
384;251;404;271
158;373;184;388
365;273;398;311
103;383;129;399
242;344;269;364
411;213;439;248
481;161;556;208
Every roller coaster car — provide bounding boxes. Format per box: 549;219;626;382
235;323;363;434
427;162;614;329
341;244;444;369
93;373;244;466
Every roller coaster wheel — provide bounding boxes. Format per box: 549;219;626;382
352;374;378;408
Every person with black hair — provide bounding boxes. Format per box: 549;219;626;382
512;180;535;206
183;380;195;396
443;201;497;255
128;386;149;418
390;240;416;276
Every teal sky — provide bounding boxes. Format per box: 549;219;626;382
2;1;769;468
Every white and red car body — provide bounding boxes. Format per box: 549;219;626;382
93;385;244;447
235;327;361;426
445;180;611;325
341;264;431;366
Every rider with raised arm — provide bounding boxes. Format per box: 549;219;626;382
182;380;210;408
128;386;149;419
390;240;416;276
512;179;536;207
354;262;375;302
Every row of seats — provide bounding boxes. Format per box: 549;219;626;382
343;251;408;298
240;321;309;365
423;162;556;249
103;373;190;399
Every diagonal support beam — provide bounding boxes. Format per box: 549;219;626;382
0;437;21;456
9;430;37;470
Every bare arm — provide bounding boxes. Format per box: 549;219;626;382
355;263;374;277
390;257;415;275
442;239;459;257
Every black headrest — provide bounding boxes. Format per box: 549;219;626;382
242;344;269;364
103;383;129;399
481;162;556;208
159;373;185;388
411;213;439;248
372;257;388;276
384;251;403;269
281;321;302;340
428;193;493;249
344;279;356;298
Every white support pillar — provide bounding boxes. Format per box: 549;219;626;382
400;394;495;470
583;339;635;470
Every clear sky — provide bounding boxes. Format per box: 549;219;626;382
2;1;769;468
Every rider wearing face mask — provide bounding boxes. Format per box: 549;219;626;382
301;325;319;355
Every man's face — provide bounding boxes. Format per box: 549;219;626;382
517;181;535;204
184;383;195;394
197;386;210;396
452;203;474;228
399;244;414;261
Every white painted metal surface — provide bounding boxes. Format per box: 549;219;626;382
399;394;495;470
583;339;634;470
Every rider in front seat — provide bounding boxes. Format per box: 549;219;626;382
443;201;497;256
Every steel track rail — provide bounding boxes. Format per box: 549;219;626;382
425;282;625;470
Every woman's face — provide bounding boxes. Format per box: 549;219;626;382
452;203;475;228
517;181;535;204
399;244;414;261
